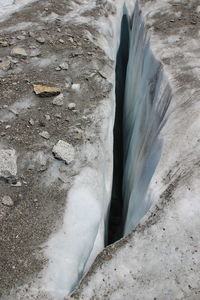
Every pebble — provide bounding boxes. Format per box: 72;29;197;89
59;39;65;44
71;83;80;91
0;40;8;47
52;93;64;106
0;60;11;71
17;35;26;41
2;195;14;207
39;131;50;139
52;140;75;164
68;102;76;110
29;118;35;125
59;62;68;70
36;37;45;44
0;149;17;179
33;84;61;97
55;113;61;118
11;47;27;58
45;114;51;121
5;125;11;129
30;49;41;57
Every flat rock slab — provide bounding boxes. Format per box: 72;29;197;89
11;47;27;58
52;140;75;164
0;149;17;179
33;84;61;97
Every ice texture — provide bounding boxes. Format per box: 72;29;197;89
122;0;171;234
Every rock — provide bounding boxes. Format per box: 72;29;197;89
45;114;51;121
0;60;11;71
2;195;14;207
11;47;27;58
30;49;41;57
52;94;64;106
0;149;17;180
55;67;61;71
17;35;26;41
11;181;22;187
39;131;50;139
59;62;69;70
33;84;61;97
36;37;45;44
53;140;75;164
68;102;76;110
59;39;64;44
8;108;18;116
29;118;34;125
5;125;11;129
71;83;80;90
55;113;61;118
0;40;8;47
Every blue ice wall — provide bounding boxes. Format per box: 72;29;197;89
123;1;171;235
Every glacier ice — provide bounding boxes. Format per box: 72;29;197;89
122;0;171;234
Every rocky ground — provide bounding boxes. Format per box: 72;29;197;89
0;0;114;297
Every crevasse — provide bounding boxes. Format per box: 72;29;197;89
122;0;171;235
42;1;172;298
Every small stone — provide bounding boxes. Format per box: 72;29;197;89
52;140;75;164
17;35;26;40
0;60;11;71
59;62;69;70
55;113;61;118
33;198;38;202
36;37;45;44
5;125;11;129
52;94;64;106
55;67;61;71
30;49;41;57
33;84;61;97
71;83;80;90
2;195;14;207
8;108;18;116
59;39;64;44
45;114;51;121
98;70;107;79
11;181;22;187
0;149;17;179
68;103;76;110
29;118;34;125
39;131;50;139
11;47;27;58
0;40;8;47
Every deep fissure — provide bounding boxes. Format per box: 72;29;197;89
108;10;130;244
107;2;171;244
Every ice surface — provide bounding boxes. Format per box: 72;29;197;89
0;0;38;22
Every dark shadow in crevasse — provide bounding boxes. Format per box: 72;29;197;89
107;9;130;245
